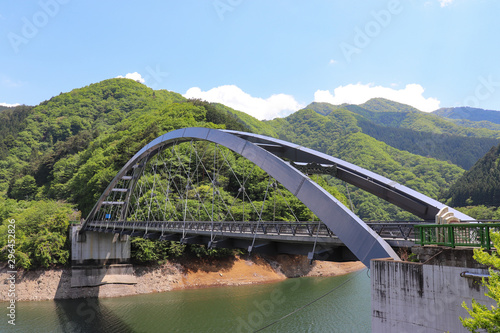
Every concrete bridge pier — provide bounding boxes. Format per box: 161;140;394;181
70;225;136;287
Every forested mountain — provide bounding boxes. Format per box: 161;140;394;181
2;78;500;268
359;98;422;114
302;100;500;170
434;107;500;125
0;79;256;215
308;99;500;138
444;142;500;207
2;80;498;221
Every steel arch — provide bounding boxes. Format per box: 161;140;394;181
82;127;471;266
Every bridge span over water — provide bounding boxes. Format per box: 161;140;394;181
77;127;473;266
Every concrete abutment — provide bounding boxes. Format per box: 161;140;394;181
70;225;136;287
371;247;493;332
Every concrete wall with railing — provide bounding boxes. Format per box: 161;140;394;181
371;248;493;333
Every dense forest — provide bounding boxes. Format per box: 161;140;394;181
445;142;500;207
434;106;500;125
1;78;500;269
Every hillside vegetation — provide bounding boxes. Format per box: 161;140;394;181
445;142;500;207
434;106;500;125
1;79;500;268
303;100;500;170
0;79;264;268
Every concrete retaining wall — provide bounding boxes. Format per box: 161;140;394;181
71;226;130;265
71;264;137;287
371;249;493;333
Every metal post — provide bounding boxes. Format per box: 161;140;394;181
448;225;455;248
486;226;491;250
419;226;424;246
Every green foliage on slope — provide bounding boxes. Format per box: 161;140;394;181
359;98;422;113
435;106;500;125
0;199;78;269
212;103;278;137
0;79;267;216
0;79;283;267
446;118;500;131
303;100;500;170
445;142;500;207
358;118;499;170
0;105;33;160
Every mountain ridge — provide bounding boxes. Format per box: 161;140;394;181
1;79;499;220
433;106;500;124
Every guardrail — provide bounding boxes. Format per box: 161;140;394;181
415;223;500;250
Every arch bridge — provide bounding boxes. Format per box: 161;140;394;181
76;127;472;267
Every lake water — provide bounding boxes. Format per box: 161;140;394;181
2;269;371;333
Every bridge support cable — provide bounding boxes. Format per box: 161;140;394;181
120;166;141;222
274;182;301;224
210;144;218;247
154;146;176;222
249;176;273;254
345;181;355;212
308;218;322;264
147;151;160;222
200;147;238;224
181;141;194;241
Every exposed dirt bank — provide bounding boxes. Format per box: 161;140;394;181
0;255;365;302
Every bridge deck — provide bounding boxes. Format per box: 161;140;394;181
84;221;419;248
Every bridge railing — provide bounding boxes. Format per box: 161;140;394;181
415;222;500;250
85;220;337;237
84;220;421;241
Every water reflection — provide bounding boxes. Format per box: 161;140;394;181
55;298;135;333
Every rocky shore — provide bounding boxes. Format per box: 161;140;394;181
0;254;365;302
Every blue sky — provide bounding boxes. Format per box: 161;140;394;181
1;0;500;119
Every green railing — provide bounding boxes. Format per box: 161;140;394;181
415;223;500;250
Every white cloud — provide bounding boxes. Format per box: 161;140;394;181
0;102;20;107
314;83;440;112
329;59;337;65
116;72;145;83
438;0;453;7
184;85;304;120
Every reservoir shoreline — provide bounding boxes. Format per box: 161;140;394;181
0;254;364;302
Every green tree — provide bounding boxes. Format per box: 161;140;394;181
461;232;500;331
0;200;74;269
9;175;37;200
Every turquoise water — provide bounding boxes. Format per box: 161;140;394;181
1;269;371;333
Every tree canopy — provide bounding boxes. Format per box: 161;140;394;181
461;232;500;332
